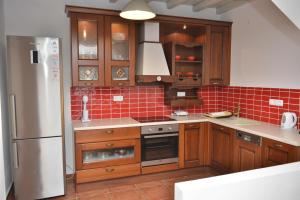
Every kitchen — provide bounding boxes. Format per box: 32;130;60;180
0;0;300;200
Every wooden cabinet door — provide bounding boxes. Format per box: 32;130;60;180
262;138;298;167
105;16;136;87
184;123;201;168
210;124;234;173
206;25;231;86
70;13;105;87
233;136;262;172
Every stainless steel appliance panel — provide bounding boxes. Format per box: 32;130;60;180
7;36;62;139
13;137;65;200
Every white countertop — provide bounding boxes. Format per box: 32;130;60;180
73;114;300;146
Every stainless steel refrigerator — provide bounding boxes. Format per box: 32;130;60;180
6;36;65;200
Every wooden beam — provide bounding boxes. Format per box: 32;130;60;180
193;0;224;12
216;0;248;14
167;0;188;9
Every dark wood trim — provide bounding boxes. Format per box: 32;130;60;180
65;5;233;26
136;75;176;84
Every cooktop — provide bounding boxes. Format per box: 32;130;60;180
132;116;176;123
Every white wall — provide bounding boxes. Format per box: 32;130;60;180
272;0;300;29
221;0;300;89
3;0;220;175
0;0;12;196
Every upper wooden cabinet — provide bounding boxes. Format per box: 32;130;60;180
104;16;136;87
70;13;135;87
203;25;231;86
71;13;105;87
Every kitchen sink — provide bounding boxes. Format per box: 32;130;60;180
219;117;261;126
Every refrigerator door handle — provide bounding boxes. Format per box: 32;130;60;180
13;143;19;169
10;94;17;139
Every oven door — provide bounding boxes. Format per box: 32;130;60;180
141;132;179;167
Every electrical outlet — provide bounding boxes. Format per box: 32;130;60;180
113;96;124;102
269;99;283;107
177;92;186;97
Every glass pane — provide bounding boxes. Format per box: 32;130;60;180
112;66;129;81
83;147;134;164
79;66;99;81
111;23;129;61
78;20;98;60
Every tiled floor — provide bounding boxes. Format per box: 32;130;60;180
52;167;219;200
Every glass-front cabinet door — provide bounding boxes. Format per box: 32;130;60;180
71;13;105;86
105;16;135;87
76;139;141;170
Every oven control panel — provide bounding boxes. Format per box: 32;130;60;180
141;124;179;135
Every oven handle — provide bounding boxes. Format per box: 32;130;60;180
143;133;179;139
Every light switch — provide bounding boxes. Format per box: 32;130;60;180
113;96;124;102
177;92;186;97
269;99;283;107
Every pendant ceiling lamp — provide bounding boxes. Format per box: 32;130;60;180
120;0;156;20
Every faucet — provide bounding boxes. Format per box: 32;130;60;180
233;103;241;118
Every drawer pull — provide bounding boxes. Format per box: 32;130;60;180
105;168;115;173
105;130;114;134
274;144;283;148
106;143;114;147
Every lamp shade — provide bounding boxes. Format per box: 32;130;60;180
120;0;156;20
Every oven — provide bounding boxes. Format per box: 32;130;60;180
141;124;179;167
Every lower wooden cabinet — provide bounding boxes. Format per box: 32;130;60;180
183;123;202;168
76;163;140;184
262;138;298;167
232;132;262;172
210;124;234;173
75;127;141;184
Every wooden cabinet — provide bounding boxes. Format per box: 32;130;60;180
210;124;234;173
104;16;136;87
70;13;105;87
204;25;231;86
262;138;298;167
70;13;135;87
75;127;141;183
232;132;262;172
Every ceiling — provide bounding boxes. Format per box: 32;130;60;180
110;0;249;14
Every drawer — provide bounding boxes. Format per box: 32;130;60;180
211;123;232;134
184;123;200;129
75;127;140;143
76;163;141;184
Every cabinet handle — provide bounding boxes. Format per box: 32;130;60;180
118;83;124;86
106;143;114;147
105;130;114;134
105;168;115;173
274;144;283;148
212;82;219;85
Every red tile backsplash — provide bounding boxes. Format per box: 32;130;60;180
218;86;300;129
71;86;300;129
71;86;219;120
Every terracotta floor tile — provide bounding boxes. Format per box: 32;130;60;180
141;186;170;200
109;184;137;193
135;180;164;189
110;190;145;200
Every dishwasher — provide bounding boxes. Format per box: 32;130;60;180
236;131;262;145
234;130;262;172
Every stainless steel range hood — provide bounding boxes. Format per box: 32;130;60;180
136;22;174;83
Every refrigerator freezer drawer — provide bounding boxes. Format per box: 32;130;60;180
13;137;65;200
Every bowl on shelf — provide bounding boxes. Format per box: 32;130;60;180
187;56;196;61
175;55;181;60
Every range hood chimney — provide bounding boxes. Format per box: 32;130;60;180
136;22;174;83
